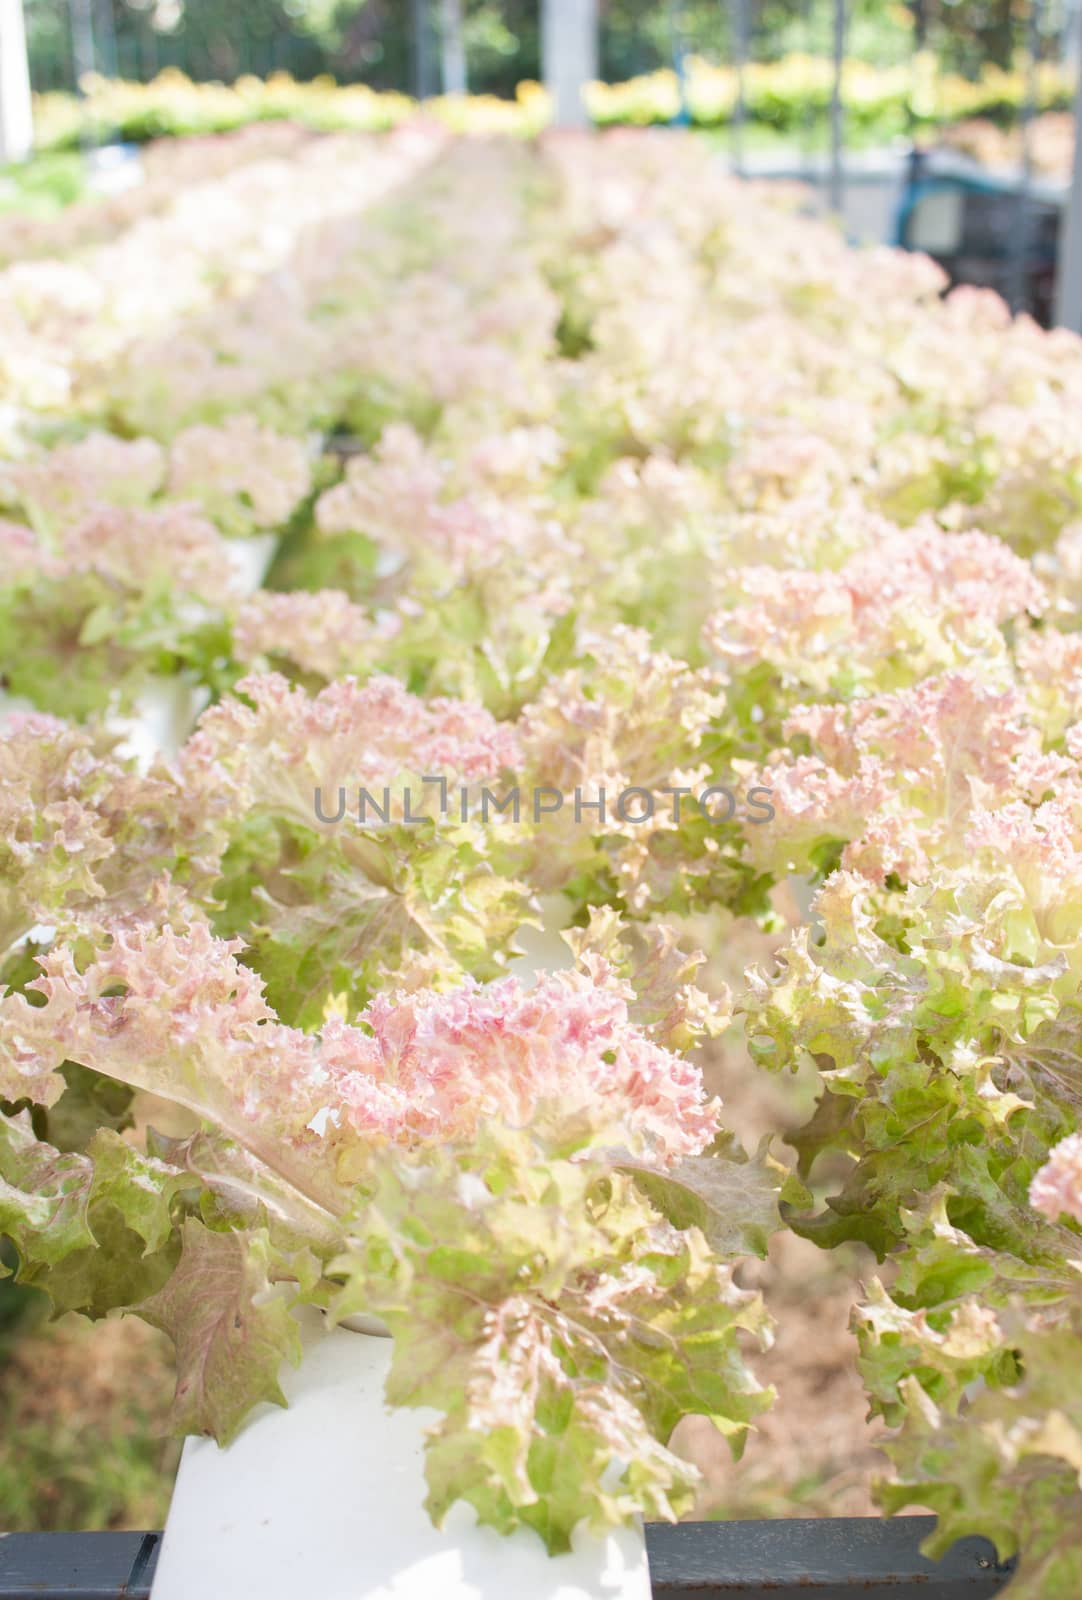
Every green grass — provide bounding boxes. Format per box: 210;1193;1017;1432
0;152;89;218
699;119;908;158
0;1305;179;1532
0;1408;177;1532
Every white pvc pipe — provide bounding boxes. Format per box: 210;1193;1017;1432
150;1311;651;1600
542;0;599;130
4;678;203;770
0;0;33;165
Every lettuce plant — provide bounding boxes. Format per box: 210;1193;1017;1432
0;712;224;974
0;920;778;1549
181;670;534;1025
0;506;240;719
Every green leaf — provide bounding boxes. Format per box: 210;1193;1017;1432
329;1122;773;1552
0;1110;95;1268
27;1202;181;1318
564;909;731;1049
615;1131;782;1259
214;820;531;1027
140;1220;304;1444
874;1293;1082;1600
85;1129;188;1255
147;1125;341;1254
0;1113;190;1316
42;1063;134;1155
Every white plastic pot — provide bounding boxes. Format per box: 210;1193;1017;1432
2;678;205;769
0;689;36;727
151;1309;651;1600
224;532;280;596
508;894;577;986
86;143;145;196
785;873;818;922
109;675;210;770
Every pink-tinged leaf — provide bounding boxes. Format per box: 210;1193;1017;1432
141;1220;303;1445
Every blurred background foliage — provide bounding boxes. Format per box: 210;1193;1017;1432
22;1;1073;96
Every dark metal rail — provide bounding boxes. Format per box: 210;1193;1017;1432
0;1517;1016;1598
647;1517;1015;1597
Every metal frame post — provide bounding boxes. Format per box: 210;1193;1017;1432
1008;0;1043;314
439;0;466;96
670;0;691;127
731;0;750;175
70;0;96;89
1054;45;1082;327
799;0;815;178
93;0;118;81
829;0;847;216
542;0;599;130
411;0;434;101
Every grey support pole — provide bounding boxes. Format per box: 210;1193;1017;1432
1054;54;1082;329
731;0;750;175
800;0;814;179
69;0;98;154
0;0;33;165
1008;0;1042;315
829;0;846;216
542;0;599;130
410;0;434;101
70;0;96;88
1066;0;1082;70
94;0;118;81
439;0;466;95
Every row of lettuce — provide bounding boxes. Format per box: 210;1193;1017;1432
26;53;1079;155
1;123;1082;1588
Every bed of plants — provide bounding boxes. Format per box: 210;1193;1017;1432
28;52;1077;157
942;109;1077;179
1;123;1081;1593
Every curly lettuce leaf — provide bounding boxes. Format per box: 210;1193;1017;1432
743;869;1082;1257
214;817;532;1028
0;1112;187;1314
327;1119;773;1552
564;907;731;1050
870;1292;1082;1600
